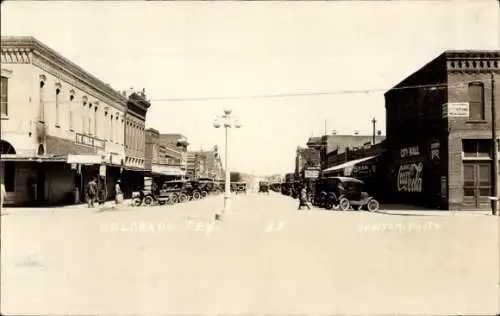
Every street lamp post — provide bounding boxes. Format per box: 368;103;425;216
213;108;242;220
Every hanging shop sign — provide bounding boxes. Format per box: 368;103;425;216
397;162;423;193
442;102;469;118
304;168;320;179
99;165;107;177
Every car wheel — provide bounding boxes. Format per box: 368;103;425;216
367;199;380;212
170;194;178;204
201;191;208;198
132;198;142;207
144;196;154;206
192;191;201;200
178;193;188;203
339;198;350;211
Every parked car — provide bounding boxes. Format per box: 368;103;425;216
259;181;270;194
161;180;189;203
314;176;379;211
336;177;380;211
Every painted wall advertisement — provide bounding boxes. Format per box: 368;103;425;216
397;162;423;193
397;146;423;193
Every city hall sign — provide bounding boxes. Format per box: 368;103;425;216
397;162;423;193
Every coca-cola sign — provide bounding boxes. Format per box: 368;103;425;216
397;162;423;193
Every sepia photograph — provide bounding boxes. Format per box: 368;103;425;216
0;0;499;315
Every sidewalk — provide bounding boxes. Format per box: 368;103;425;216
1;199;133;214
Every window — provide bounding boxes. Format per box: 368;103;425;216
69;90;75;131
82;96;88;133
1;76;8;116
110;115;114;142
468;82;485;121
94;106;98;137
463;139;492;158
55;83;61;127
39;75;46;122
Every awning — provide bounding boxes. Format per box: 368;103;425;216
322;155;378;174
151;164;186;177
0;154;66;162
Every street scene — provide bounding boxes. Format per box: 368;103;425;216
2;193;499;315
1;0;500;315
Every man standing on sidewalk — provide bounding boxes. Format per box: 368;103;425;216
87;178;97;208
115;179;123;205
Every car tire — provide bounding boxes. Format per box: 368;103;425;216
170;194;178;204
132;198;142;207
367;199;380;212
339;198;350;211
144;196;154;206
192;191;201;200
178;193;188;203
201;191;208;198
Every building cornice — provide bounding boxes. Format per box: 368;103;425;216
1;36;128;111
446;51;500;73
0;47;32;64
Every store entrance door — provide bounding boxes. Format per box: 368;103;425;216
463;162;492;209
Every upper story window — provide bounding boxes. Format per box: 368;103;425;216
55;82;61;127
468;82;485;121
1;76;8;116
463;139;491;159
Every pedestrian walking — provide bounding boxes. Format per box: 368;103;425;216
298;185;311;210
86;177;97;208
115;179;123;205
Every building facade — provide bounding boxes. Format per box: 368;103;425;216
186;147;223;180
385;50;500;210
120;89;150;197
1;36;127;205
319;134;385;170
144;129;186;187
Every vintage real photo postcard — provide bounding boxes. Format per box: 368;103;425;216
1;0;499;315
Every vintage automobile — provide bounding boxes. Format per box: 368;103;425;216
259;181;270;194
198;179;218;197
236;182;247;194
270;183;281;192
160;180;189;203
314;176;379;211
336;177;380;211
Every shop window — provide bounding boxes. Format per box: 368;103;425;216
468;82;485;121
463;139;491;158
1;76;8;116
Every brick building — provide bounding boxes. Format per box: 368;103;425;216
385;50;499;210
121;90;151;197
187;147;223;180
0;36;128;205
319;134;385;170
145;129;186;188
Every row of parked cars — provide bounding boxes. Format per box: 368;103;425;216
280;176;380;212
131;179;248;206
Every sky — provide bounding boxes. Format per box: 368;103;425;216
1;0;499;175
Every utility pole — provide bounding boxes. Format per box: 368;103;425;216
491;72;498;216
371;117;377;145
324;119;327;136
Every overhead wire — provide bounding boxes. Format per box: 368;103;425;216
9;80;480;105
